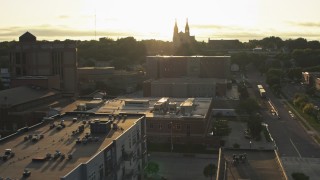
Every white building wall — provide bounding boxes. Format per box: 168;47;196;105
85;152;105;180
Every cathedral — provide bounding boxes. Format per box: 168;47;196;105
173;19;196;47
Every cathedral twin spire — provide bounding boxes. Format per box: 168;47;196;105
173;18;190;36
185;18;190;36
173;18;193;46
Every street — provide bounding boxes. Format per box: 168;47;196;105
245;68;320;158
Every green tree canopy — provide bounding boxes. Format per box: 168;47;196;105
303;103;314;115
144;161;159;177
247;115;263;139
211;119;231;136
237;98;260;115
292;172;309;180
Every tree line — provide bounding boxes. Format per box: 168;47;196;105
1;36;320;70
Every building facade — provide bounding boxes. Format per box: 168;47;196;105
0;113;147;180
144;56;230;97
0;68;10;89
0;86;61;136
146;56;230;79
9;32;78;95
78;67;145;94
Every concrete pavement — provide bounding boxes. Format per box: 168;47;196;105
222;121;275;150
149;152;218;180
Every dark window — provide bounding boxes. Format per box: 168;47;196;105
16;67;21;75
15;53;20;64
149;123;153;129
187;124;190;136
22;53;26;64
168;123;171;129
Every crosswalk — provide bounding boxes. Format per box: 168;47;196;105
281;157;320;164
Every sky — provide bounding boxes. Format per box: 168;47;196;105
1;0;320;42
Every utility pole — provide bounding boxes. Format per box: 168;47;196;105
170;122;173;152
94;9;96;40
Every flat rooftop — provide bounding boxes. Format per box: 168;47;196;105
223;149;284;180
0;86;58;107
151;78;227;84
96;97;212;119
0;114;143;179
147;56;230;58
77;67;114;70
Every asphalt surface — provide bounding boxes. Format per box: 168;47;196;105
149;152;218;180
245;69;320;158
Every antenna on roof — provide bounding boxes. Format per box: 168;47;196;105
94;9;97;40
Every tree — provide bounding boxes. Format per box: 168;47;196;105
237;98;260;115
144;161;159;178
203;163;216;180
266;68;282;87
231;52;251;71
292;172;309;180
287;68;302;80
303;103;314;115
247;115;263;140
238;84;249;99
293;94;308;108
211;119;231;136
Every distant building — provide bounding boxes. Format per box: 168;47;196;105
11;75;60;90
77;67;145;94
0;68;10;89
302;72;320;86
9;32;78;95
315;78;320;91
146;56;230;79
208;39;243;50
0;86;61;135
173;19;196;47
144;56;230;97
144;78;227;97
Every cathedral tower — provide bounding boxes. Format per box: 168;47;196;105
173;19;179;42
185;18;190;36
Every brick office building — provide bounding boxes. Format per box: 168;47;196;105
9;32;77;95
144;56;230;97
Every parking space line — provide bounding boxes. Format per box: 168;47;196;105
290;138;302;158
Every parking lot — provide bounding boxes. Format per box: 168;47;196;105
149;152;218;180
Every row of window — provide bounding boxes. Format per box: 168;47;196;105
149;123;190;130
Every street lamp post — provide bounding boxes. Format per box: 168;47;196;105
249;141;252;149
170;122;173;152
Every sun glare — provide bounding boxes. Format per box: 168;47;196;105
1;0;320;41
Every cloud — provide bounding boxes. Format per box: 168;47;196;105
287;21;320;28
192;24;227;29
1;24;320;42
0;25;131;41
58;15;69;19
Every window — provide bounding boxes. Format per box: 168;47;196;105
15;53;20;64
22;53;26;64
16;67;21;75
176;124;181;130
187;124;190;136
159;124;162;130
149;123;153;129
168;123;171;129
